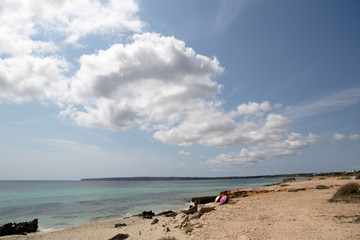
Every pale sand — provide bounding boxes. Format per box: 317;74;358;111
1;177;359;240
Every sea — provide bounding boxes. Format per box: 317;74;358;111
0;178;284;232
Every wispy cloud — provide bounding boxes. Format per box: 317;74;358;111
179;150;191;156
284;88;360;119
212;0;249;34
44;138;100;151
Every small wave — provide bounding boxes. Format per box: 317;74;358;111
90;214;123;222
38;227;55;233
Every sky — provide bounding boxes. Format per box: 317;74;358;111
0;0;359;180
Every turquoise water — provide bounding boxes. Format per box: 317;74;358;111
0;178;283;231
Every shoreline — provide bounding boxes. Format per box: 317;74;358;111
1;176;359;239
0;177;286;231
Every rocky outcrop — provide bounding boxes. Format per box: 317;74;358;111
138;211;155;219
197;206;215;217
220;188;312;198
171;213;189;229
183;204;197;215
220;189;278;198
0;219;38;237
156;210;177;217
191;195;217;205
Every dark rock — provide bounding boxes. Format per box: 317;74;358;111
115;223;127;228
108;233;129;240
0;219;38;237
183;205;197;215
156;210;177;217
151;218;159;225
0;223;14;237
139;211;155;219
191;195;217;205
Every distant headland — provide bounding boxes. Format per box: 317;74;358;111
81;173;314;181
80;171;359;181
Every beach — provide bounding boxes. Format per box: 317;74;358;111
1;176;359;240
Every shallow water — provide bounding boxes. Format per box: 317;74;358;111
0;178;283;230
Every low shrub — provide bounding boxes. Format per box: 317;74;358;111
355;173;360;179
334;183;360;196
280;184;289;187
316;185;330;190
330;182;360;203
158;237;177;240
185;227;192;234
338;176;352;180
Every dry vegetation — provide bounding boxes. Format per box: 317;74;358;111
330;182;360;203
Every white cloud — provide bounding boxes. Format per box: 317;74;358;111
62;33;224;129
0;0;143;103
0;0;143;46
0;55;68;103
154;105;291;148
349;134;360;141
332;133;360;142
332;133;345;141
234;101;272;117
209;132;318;168
179;150;191;156
59;0;143;44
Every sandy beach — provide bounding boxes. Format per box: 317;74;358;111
1;176;359;240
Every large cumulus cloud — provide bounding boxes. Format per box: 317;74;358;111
62;33;224;129
0;0;143;103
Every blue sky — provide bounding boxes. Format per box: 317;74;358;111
0;0;359;180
